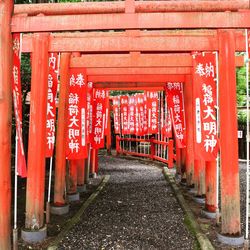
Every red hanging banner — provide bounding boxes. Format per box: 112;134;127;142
12;33;27;178
45;53;59;157
166;82;186;148
162;108;172;138
137;94;145;136
192;52;218;161
92;89;107;149
143;93;148;135
128;95;136;134
120;96;129;135
146;91;159;134
66;68;87;159
113;96;121;134
104;90;110;136
86;81;93;144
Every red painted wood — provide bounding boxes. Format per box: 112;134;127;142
25;33;49;229
205;161;217;213
21;30;245;53
184;75;195;186
54;53;71;206
0;1;14;249
88;75;185;83
218;29;241;235
11;12;250;33
77;159;86;186
14;1;250;16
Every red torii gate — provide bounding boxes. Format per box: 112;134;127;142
0;1;249;249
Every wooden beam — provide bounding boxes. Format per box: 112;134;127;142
14;1;250;16
21;30;245;52
86;67;191;75
70;54;244;68
12;12;250;33
88;74;186;83
94;82;165;90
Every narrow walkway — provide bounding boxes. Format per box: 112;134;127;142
58;156;195;249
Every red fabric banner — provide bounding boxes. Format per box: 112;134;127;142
162;108;172;138
12;33;27;178
120;96;129;135
136;94;145;136
86;81;93;144
192;52;218;160
166;82;186;148
113;96;121;134
143;94;148;135
146;91;159;134
66;68;87;159
92;89;107;149
128;95;136;134
45;53;59;157
104;90;110;136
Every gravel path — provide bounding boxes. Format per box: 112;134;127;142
58;155;196;250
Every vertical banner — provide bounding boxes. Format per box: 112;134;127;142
104;90;110;135
162;108;172;138
146;91;159;134
12;33;27;178
192;52;218;160
92;89;107;149
143;93;148;135
137;94;145;136
166;82;186;148
113;96;121;134
128;96;136;134
86;81;93;144
66;68;87;159
120;96;129;135
45;53;59;157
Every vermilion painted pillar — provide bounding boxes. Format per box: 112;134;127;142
180;148;186;179
90;148;96;174
218;29;241;235
106;103;112;155
205;161;217;212
25;33;49;229
183;75;195;186
194;160;206;196
0;1;13;249
95;149;99;173
54;53;70;205
175;148;181;175
68;160;78;194
77;159;85;186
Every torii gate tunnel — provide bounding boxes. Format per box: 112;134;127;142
1;0;250;249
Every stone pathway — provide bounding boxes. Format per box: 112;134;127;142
58;155;195;250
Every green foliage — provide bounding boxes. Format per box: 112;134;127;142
238;111;247;123
236;66;247;106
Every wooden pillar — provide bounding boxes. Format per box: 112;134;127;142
68;160;78;194
183;75;195;186
194;160;206;196
54;53;70;205
77;159;85;186
95;149;99;173
90;148;96;174
205;161;217;212
218;29;241;235
106;101;112;155
0;1;13;249
180;148;186;179
175;148;182;175
25;33;49;229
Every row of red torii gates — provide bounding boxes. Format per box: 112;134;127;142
1;0;250;249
